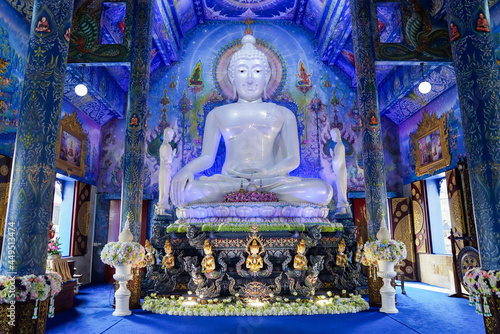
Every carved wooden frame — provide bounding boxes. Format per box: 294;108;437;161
56;111;87;177
411;111;450;177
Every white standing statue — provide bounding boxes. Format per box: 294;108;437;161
158;127;176;211
329;128;350;215
170;34;333;207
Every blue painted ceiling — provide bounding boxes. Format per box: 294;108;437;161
7;0;456;126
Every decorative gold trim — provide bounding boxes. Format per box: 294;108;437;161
411;111;451;177
56;111;87;177
412;200;423;234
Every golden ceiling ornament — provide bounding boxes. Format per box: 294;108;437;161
410;110;451;177
412;200;424;234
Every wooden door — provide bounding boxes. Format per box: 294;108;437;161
389;197;417;280
411;180;431;253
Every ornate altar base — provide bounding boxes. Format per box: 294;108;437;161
144;201;367;313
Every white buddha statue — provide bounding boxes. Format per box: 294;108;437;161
170;34;332;207
329;128;349;214
158;127;176;211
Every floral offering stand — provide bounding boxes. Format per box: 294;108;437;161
101;217;145;316
464;268;500;334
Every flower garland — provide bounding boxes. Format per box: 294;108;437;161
0;273;62;304
100;241;145;268
363;239;407;266
223;191;279;203
142;294;369;316
464;267;500;317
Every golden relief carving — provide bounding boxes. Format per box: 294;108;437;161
0;164;8;176
394;215;415;263
412;200;423;234
391;198;406;213
411;111;451;177
414;181;421;192
77;201;90;237
396;211;402;218
401;204;408;212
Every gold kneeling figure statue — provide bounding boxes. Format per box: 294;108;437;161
162;239;175;270
145;239;156;266
336;238;348;268
293;239;308;271
246;239;263;273
201;239;216;274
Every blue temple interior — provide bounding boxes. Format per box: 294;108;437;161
0;0;497;331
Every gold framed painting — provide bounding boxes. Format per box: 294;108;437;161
411;111;450;177
56;111;87;177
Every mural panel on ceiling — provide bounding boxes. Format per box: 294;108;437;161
204;0;297;19
68;0;132;63
376;0;452;61
97;22;403;202
303;0;327;32
175;0;198;33
0;0;28;157
399;86;465;184
58;101;101;186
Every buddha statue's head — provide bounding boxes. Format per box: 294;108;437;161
164;239;172;255
204;239;212;255
297;239;306;255
227;34;271;101
250;239;260;255
145;239;152;252
338;238;346;252
164;127;174;142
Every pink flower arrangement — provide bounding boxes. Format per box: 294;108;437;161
47;237;62;255
464;267;500;297
223;191;279;203
0;273;62;304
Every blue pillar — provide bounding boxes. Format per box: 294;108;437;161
0;0;74;275
120;0;154;239
349;0;389;240
447;0;500;270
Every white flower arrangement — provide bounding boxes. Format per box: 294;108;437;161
0;273;63;304
363;239;407;266
100;241;145;268
142;294;369;316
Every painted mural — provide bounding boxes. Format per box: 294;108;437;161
97;22;402;204
399;86;465;184
58;101;101;186
0;0;28;156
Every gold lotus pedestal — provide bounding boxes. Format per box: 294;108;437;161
0;299;50;334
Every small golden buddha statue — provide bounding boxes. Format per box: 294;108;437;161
201;239;216;274
246;239;263;273
335;238;348;268
145;239;155;266
354;236;364;263
293;239;308;271
162;239;175;269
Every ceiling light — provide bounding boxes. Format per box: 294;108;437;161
418;63;431;94
75;64;88;96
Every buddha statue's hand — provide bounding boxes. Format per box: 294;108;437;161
225;167;275;179
171;168;194;206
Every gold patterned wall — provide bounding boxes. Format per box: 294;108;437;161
446;169;466;250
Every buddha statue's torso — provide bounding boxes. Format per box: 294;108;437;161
213;102;287;176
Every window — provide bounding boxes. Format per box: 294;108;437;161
425;175;452;254
51;175;75;257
